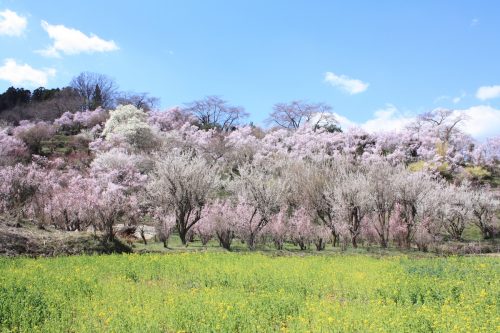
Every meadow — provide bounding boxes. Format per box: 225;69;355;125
0;252;498;333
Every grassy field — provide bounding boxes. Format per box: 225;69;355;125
0;252;498;333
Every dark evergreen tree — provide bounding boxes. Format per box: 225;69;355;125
91;84;103;110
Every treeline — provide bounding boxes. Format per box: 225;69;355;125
0;72;158;124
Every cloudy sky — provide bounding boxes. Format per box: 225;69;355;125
0;0;499;138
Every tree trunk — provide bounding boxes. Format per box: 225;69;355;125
352;234;358;248
315;238;325;251
106;223;114;242
178;230;188;245
247;233;257;250
140;228;147;245
217;230;233;250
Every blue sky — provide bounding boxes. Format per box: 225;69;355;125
1;0;500;138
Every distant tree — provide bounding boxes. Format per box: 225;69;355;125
183;96;248;131
31;87;60;103
116;92;160;112
0;86;87;124
70;72;118;110
0;87;31;112
267;100;333;130
30;87;85;121
410;108;466;143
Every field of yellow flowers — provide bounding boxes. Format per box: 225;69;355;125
0;252;498;332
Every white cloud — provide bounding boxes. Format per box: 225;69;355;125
360;104;414;132
0;9;27;36
455;105;500;138
332;112;357;130
434;91;466;104
470;18;479;27
451;91;466;104
0;58;56;86
37;20;118;57
434;95;449;104
336;104;500;139
324;72;369;94
476;85;500;101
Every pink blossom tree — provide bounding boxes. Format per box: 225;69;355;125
0;130;29;166
288;207;313;250
199;200;237;250
13;121;56;155
230;162;288;250
153;210;176;248
264;208;289;250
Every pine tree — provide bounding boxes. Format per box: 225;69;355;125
91;84;103;110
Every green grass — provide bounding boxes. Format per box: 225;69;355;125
0;252;498;333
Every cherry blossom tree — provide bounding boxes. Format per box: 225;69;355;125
439;183;471;241
199;200;237;250
365;160;398;247
13;121;56;155
54;108;108;134
183;96;248;131
469;188;499;239
0;163;42;224
45;173;95;231
288;207;314;250
267;100;333;130
0;130;29;166
92;181;136;242
146;150;219;245
148;107;196;132
264;208;289;250
330;167;371;247
391;169;435;247
154;212;176;248
230;162;288;250
102;104;158;151
289;160;342;246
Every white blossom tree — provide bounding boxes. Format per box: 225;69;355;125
146;150;219;245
